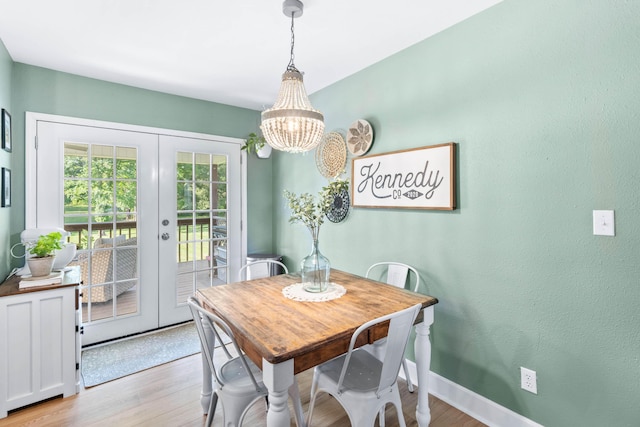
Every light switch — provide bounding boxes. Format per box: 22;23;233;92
593;210;615;236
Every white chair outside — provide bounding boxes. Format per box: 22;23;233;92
187;297;305;427
365;262;420;395
307;303;422;427
238;259;288;281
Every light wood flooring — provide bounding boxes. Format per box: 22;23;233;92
3;353;487;426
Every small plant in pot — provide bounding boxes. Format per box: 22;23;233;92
241;132;272;159
26;231;64;277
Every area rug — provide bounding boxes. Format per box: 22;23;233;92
81;322;201;387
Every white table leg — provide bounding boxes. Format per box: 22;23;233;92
263;358;294;427
200;319;214;415
415;306;435;427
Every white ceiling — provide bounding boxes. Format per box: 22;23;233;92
0;0;502;111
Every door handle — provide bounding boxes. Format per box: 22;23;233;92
161;233;170;240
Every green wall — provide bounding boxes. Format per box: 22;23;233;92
6;64;274;273
273;0;640;425
0;40;12;280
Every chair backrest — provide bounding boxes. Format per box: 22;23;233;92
238;259;288;281
92;236;137;282
337;303;421;396
187;296;262;392
366;262;420;292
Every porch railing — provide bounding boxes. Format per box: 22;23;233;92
64;218;225;262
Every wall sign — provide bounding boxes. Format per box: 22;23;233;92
351;142;456;210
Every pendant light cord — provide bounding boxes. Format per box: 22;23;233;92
287;12;298;72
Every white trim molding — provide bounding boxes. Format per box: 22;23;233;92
402;361;544;427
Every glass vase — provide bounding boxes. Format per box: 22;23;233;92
301;238;330;292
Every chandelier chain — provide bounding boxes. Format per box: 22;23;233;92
287;12;297;71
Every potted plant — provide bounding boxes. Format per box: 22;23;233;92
241;132;272;159
26;231;64;277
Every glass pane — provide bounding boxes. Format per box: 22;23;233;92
116;147;137;179
64;142;89;178
213;265;227;284
195;270;211;291
116;286;138;317
116;180;137;213
176;152;193;180
91;145;114;178
212;155;227;183
116;214;137;239
91;214;114;225
87;288;114;322
195;183;210;210
196;213;211;240
195;153;210;181
177;182;193;210
91;180;114;214
114;246;137;282
64;180;89;217
212;212;227;241
177;243;189;263
176;273;194;302
213;183;227;210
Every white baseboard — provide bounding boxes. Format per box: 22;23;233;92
402;361;543;427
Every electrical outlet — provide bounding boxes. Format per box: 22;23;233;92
520;367;537;394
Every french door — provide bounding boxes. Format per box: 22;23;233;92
28;114;244;345
158;135;241;326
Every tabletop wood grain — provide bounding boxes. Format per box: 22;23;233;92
197;269;437;374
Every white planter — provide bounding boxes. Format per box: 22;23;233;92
27;256;55;277
256;144;272;159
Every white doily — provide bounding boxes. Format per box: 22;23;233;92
282;282;346;302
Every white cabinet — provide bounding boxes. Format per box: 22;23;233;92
0;273;79;418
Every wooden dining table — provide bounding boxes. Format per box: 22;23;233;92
196;268;438;427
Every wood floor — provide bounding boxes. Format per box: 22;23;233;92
3;354;487;427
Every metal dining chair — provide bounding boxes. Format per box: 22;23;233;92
365;262;420;394
307;303;422;427
238;259;288;281
187;297;305;427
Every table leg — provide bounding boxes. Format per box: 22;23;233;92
263;358;294;427
415;306;435;427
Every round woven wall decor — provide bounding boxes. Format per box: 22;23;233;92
315;132;347;179
326;188;350;223
346;119;374;156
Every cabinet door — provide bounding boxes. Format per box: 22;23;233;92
0;287;76;417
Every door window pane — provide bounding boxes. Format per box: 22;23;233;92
175;151;228;304
65;142;140;325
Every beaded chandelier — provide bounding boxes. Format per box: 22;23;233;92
261;0;325;153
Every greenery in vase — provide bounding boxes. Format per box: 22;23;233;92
283;179;349;241
27;231;64;258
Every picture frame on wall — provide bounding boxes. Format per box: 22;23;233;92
1;167;10;207
2;108;11;152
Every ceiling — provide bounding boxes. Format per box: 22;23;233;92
0;0;502;111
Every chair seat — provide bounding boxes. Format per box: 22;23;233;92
316;349;382;393
219;356;266;391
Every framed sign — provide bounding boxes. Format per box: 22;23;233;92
351;142;456;210
2;109;11;152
